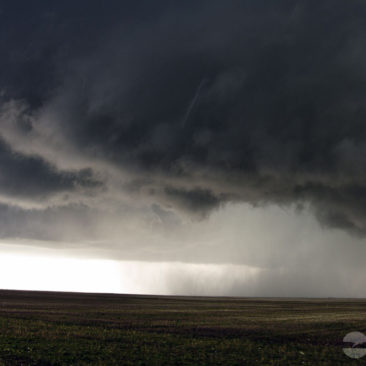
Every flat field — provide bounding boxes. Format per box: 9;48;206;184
0;290;365;365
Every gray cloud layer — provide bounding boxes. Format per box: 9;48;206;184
1;0;366;247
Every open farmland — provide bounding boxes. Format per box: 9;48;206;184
0;290;365;365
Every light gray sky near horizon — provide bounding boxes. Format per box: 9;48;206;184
0;202;364;297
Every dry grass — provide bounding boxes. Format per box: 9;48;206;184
0;290;366;365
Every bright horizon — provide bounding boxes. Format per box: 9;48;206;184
0;244;262;296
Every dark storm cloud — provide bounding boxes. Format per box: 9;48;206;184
0;137;101;199
2;0;366;234
164;187;226;218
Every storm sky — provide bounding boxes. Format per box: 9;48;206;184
1;1;366;296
